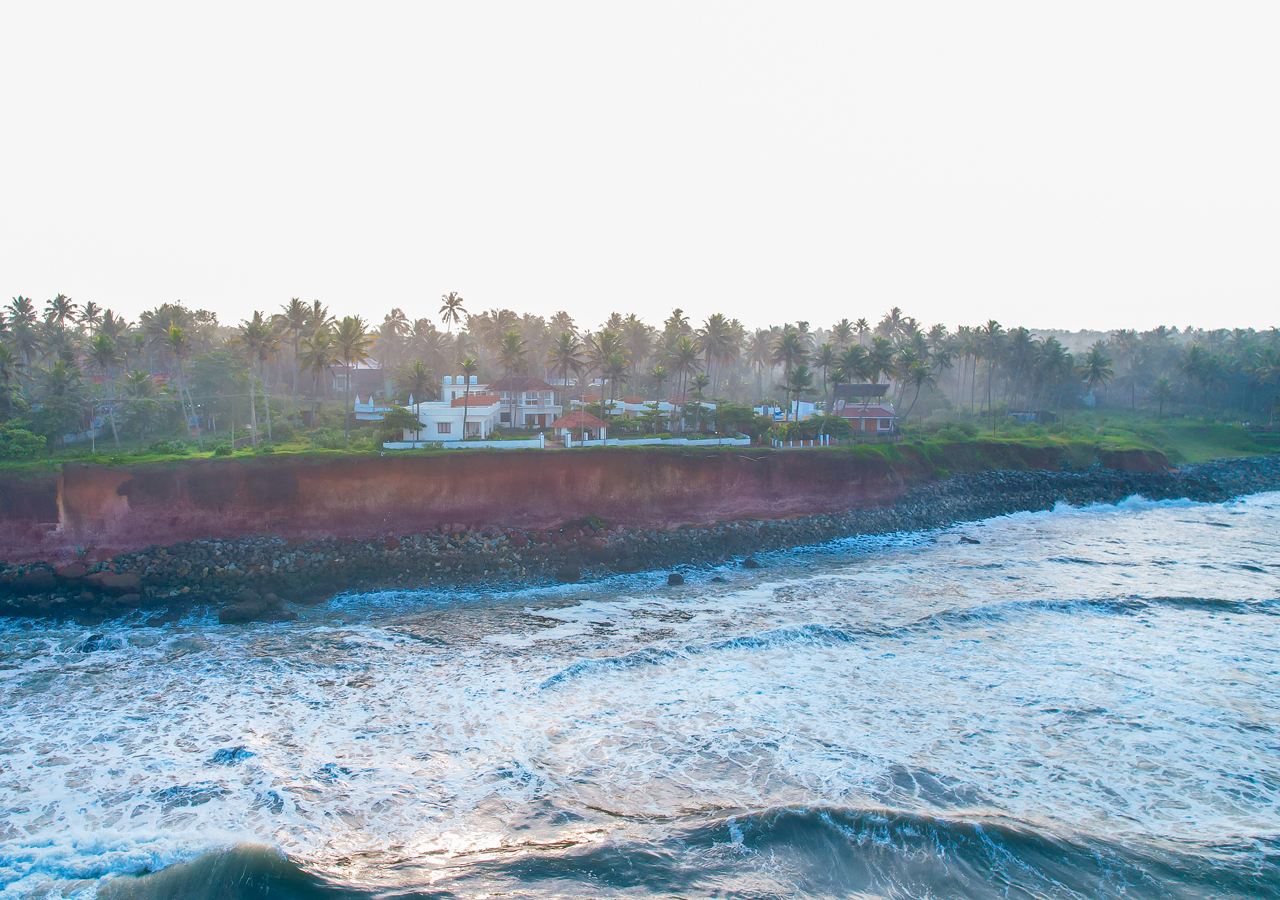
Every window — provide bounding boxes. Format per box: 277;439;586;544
437;422;451;435
879;419;892;429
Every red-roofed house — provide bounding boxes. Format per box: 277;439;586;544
550;410;608;442
488;375;562;429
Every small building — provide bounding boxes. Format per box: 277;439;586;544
551;410;608;442
835;401;898;434
397;375;503;440
332;360;393;398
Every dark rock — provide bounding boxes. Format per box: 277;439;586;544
555;566;581;583
667;573;685;586
8;570;56;596
76;633;105;652
742;558;763;569
86;572;142;594
710;576;727;583
959;535;981;544
56;563;88;580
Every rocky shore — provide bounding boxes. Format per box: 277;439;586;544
2;454;1278;625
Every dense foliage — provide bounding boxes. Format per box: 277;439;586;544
1;291;1276;460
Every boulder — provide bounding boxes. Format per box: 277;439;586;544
76;633;105;653
555;566;582;584
7;570;56;596
959;535;981;545
667;573;685;586
85;572;142;594
218;588;295;624
56;563;88;580
742;558;763;569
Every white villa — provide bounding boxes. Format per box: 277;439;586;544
399;375;503;440
488;376;562;429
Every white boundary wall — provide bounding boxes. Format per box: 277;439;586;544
384;434;544;451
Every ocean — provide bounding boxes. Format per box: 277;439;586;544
2;492;1278;898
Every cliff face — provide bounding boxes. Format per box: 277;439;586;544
0;443;1170;564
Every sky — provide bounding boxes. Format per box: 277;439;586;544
1;2;1277;333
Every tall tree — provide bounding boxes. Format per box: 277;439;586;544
333;316;373;450
439;292;466;334
275;298;311;424
459;357;479;439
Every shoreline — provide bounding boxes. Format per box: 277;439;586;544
2;454;1278;625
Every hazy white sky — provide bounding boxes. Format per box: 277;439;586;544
1;2;1277;333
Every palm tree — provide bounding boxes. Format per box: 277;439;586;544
897;356;937;424
459;357;479;438
45;294;78;327
603;353;628;427
398;359;434;447
165;325;203;450
770;327;807;421
333;316;373;450
978;320;1005;429
1080;342;1115;402
299;329;335;438
275;298;311;424
79;301;102;333
831;319;854;349
86;335;121;447
1153;377;1173;418
498;330;528;428
814;343;837;414
649;363;669;407
231;312;274;449
7;297;36;328
0;343;25;419
546;331;585;407
439;292;466;334
666;334;701;430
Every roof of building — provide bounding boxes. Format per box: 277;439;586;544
623;396;649;405
487;375;556;392
550;410;607;429
450;393;501;408
838;404;897;418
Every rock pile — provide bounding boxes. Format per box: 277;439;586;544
2;455;1277;624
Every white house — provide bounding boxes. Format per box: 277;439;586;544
396;375;504;441
488;375;562;429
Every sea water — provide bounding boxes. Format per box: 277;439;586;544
1;493;1278;898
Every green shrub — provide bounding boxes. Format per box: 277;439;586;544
146;440;190;456
213;444;234;457
0;422;46;459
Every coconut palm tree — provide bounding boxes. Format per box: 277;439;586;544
45;294;78;327
86;335;121;447
977;320;1005;429
0;343;25;419
333;316;373;450
546;331;585;411
165;325;202;450
831;319;854;349
666;335;701;430
1081;342;1115;401
79;301;102;333
814;343;837;414
231;312;275;449
459;357;479;438
299;329;335;438
396;359;434;447
770;327;807;421
603;353;629;427
497;330;528;428
439;292;466;334
275;298;311;424
1153;377;1173;418
897;355;937;424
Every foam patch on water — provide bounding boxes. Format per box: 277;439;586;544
2;494;1280;897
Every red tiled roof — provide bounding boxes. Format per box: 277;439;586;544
623;396;649;404
450;393;500;407
550;410;607;429
839;405;896;418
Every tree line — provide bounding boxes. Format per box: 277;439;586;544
2;292;1277;456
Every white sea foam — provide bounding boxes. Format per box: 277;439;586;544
2;493;1279;897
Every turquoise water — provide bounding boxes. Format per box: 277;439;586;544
2;493;1278;898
